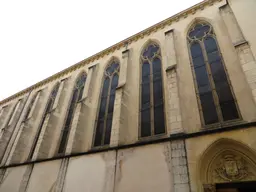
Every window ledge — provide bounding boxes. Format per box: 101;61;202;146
90;145;110;152
202;119;246;130
116;82;125;90
138;133;167;143
234;40;248;48
166;64;177;72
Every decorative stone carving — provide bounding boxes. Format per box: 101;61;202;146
213;153;255;182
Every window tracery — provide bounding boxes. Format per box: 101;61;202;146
94;59;119;147
187;22;239;126
140;42;165;137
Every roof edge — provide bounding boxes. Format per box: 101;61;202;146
0;0;222;105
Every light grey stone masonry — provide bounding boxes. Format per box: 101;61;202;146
171;140;190;192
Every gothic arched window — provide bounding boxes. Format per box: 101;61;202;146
28;83;60;159
45;83;60;114
94;59;119;147
140;42;165;138
58;73;86;154
187;22;239;126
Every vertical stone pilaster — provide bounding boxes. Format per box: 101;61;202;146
54;158;69;192
219;4;245;45
110;49;129;147
165;29;177;69
236;44;256;102
7;100;21;126
82;64;95;100
31;114;51;161
220;4;256;104
27;91;40;119
171;140;190;192
165;29;183;135
166;69;183;134
4;122;25;165
0;169;6;186
118;50;129;87
19;165;33;192
0;103;15;130
110;88;123;147
65;103;82;155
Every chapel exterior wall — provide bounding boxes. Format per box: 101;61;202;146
0;0;256;191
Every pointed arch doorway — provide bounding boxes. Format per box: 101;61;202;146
199;139;256;192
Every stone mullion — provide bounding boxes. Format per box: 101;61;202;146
200;39;223;123
102;76;112;146
149;60;155;136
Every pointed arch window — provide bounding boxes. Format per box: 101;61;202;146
58;73;86;154
28;83;60;160
94;60;119;147
187;22;239;126
140;42;165;138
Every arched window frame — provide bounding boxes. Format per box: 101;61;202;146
57;72;87;154
45;82;60;114
93;58;120;147
139;41;166;138
187;21;241;127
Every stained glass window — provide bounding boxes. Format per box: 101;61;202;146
187;22;239;126
140;42;165;137
94;59;119;147
58;73;86;154
28;83;61;160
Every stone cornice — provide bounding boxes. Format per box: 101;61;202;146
0;0;223;105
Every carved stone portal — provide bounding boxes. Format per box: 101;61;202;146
210;151;256;183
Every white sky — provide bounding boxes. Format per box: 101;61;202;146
0;0;202;101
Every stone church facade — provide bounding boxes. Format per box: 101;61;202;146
0;0;256;191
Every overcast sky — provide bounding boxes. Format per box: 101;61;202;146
0;0;202;101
